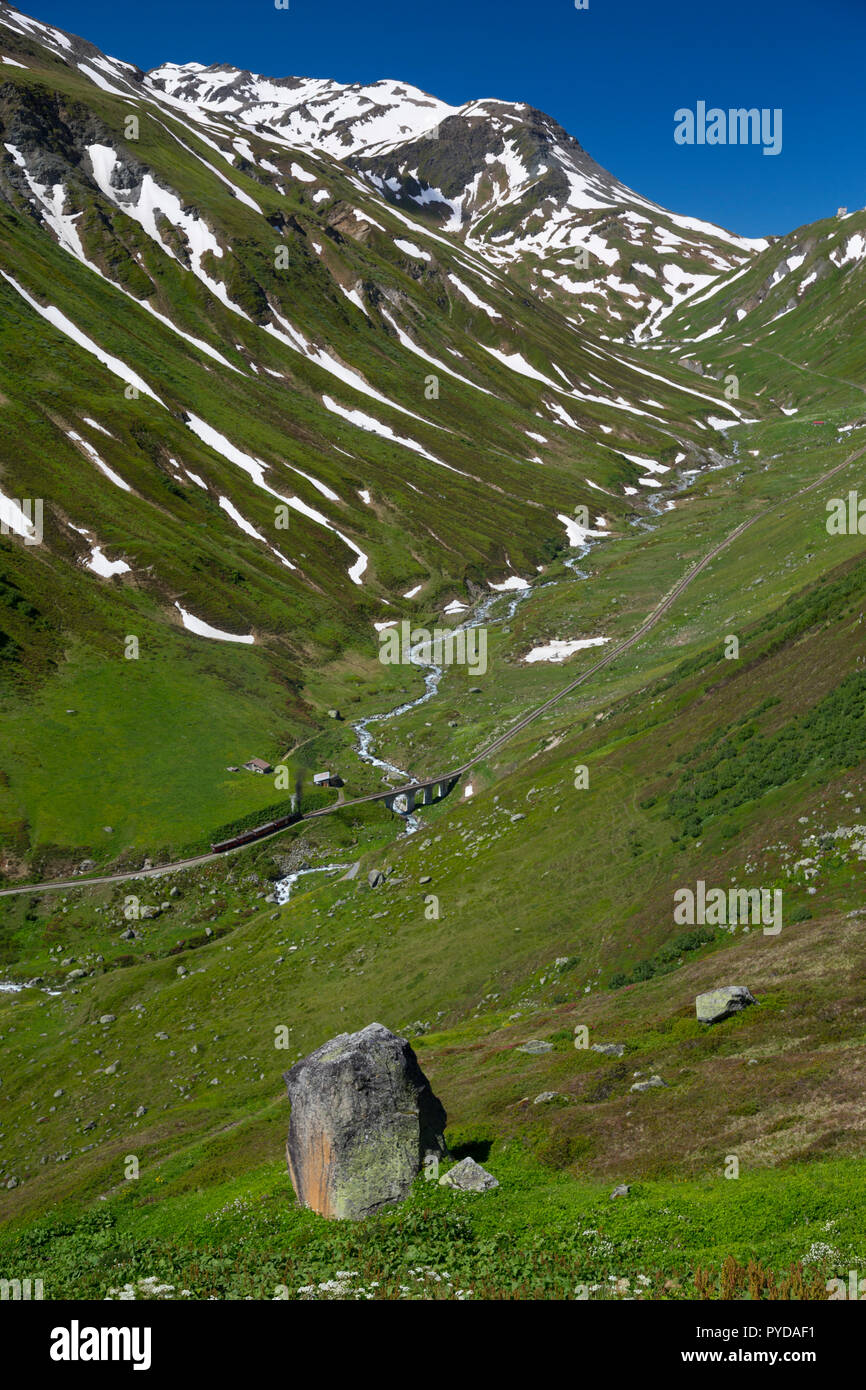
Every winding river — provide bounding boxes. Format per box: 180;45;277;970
265;471;693;901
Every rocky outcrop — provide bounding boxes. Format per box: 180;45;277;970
283;1022;447;1220
696;986;757;1024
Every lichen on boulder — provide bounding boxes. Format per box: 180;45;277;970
283;1022;448;1220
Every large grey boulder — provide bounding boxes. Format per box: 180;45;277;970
696;986;757;1025
283;1022;447;1220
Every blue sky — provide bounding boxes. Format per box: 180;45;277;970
25;0;866;237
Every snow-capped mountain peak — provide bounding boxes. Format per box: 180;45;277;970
145;63;459;158
0;0;772;341
141;56;770;334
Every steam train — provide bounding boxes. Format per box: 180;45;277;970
210;809;302;854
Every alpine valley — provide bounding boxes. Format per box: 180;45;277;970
0;1;865;1303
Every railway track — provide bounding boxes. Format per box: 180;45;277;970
1;440;862;900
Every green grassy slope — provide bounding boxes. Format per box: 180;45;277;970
659;209;866;415
1;396;865;1296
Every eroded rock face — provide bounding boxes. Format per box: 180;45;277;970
283;1022;447;1220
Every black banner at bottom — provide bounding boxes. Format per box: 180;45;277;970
0;1295;856;1376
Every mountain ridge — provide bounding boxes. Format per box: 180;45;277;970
1;0;773;336
144;49;773;334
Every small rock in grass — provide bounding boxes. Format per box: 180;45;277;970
439;1157;499;1192
696;986;757;1025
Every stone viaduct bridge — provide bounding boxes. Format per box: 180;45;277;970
382;775;460;815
